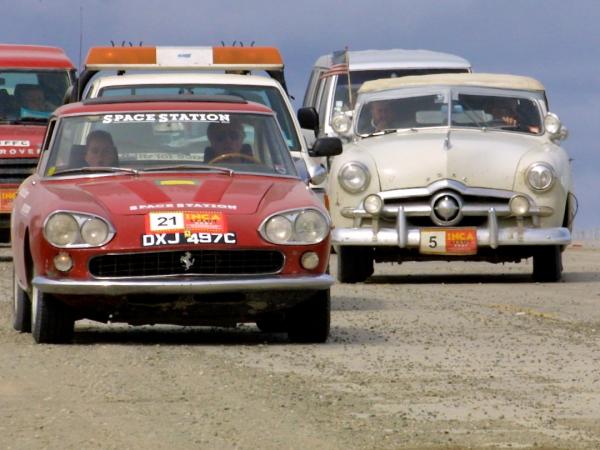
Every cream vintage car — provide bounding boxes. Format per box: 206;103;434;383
327;73;575;283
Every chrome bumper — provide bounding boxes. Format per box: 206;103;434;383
33;274;334;296
332;208;571;248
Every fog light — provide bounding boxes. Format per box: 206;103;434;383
53;252;73;272
510;195;530;216
364;194;383;215
300;251;320;270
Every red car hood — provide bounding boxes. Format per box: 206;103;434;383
43;173;280;215
0;124;45;159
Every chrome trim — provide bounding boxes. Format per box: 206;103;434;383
430;191;463;226
488;208;498;249
33;274;334;296
397;206;407;248
378;179;522;202
332;226;571;247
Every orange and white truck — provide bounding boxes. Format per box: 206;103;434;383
0;44;76;235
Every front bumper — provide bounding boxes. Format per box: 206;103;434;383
332;208;571;248
33;273;334;296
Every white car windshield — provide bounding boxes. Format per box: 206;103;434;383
43;111;297;177
356;89;542;136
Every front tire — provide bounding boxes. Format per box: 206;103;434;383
287;290;331;343
337;246;374;283
12;267;31;333
532;245;563;282
31;286;74;344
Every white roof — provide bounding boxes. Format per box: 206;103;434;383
359;73;546;93
89;72;282;90
314;49;471;71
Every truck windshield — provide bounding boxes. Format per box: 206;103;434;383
332;68;468;117
98;84;301;153
0;70;71;122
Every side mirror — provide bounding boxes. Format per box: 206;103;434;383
297;107;319;136
559;125;569;141
309;137;343;157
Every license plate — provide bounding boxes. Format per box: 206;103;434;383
419;228;477;255
0;187;17;212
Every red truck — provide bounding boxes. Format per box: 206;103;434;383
0;44;76;238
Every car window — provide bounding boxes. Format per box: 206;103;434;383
0;70;71;122
98;84;301;152
43;111;297;177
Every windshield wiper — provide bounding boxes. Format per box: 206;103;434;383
12;118;49;124
362;128;417;139
52;166;139;176
139;164;233;176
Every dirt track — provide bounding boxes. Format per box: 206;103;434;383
1;247;600;449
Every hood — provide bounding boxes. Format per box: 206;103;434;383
353;128;543;191
42;173;277;216
0;124;45;159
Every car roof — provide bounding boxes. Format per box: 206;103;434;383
0;44;75;69
358;73;546;94
89;72;283;90
54;95;274;116
313;49;471;71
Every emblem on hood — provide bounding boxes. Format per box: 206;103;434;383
180;252;195;271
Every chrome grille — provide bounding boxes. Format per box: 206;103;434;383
89;249;285;278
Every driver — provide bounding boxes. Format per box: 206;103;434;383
204;120;253;163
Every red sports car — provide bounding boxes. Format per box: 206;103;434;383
11;95;341;343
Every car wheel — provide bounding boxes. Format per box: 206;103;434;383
532;245;563;282
287;289;330;343
337;246;374;283
256;312;287;333
31;285;74;344
12;266;31;333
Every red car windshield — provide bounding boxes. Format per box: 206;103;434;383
43;111;297;177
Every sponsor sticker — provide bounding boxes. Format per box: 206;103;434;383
102;113;230;124
419;228;477;255
145;211;228;234
155;179;199;186
0;188;18;212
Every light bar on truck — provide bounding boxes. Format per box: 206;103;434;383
85;46;284;71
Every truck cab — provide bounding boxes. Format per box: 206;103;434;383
0;44;75;235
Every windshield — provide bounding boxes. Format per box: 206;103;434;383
98;84;301;153
331;68;468;116
356;90;542;136
42;111;297;177
0;70;71;122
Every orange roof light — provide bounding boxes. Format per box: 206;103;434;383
84;46;283;70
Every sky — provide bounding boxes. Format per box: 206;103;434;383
4;0;599;229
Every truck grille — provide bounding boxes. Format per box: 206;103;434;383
89;249;285;278
0;158;37;184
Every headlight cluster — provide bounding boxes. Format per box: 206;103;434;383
44;212;114;248
526;162;555;192
339;161;370;193
261;209;330;245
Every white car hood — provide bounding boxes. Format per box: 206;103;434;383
352;128;544;191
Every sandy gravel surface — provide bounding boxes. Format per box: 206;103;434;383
1;247;599;449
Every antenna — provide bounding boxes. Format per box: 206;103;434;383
78;5;83;70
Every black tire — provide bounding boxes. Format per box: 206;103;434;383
31;286;74;344
256;312;287;333
12;266;31;333
337;246;374;283
532;245;563;282
287;290;331;343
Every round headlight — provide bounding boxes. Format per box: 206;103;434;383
81;217;109;246
363;194;383;215
265;216;293;243
510;195;530;216
44;213;79;246
526;163;555;191
339;162;370;194
294;210;328;244
544;113;561;135
331;113;352;135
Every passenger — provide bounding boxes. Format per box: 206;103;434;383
370;100;396;131
84;130;119;166
18;85;53;119
204;120;253;163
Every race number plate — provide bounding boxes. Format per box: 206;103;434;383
419;228;477;255
0;188;17;212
